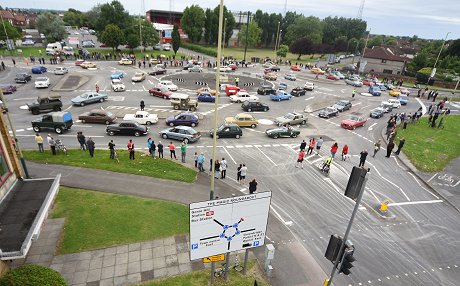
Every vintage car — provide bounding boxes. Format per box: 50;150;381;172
131;72;146;82
197;92;216;103
270;90;292;101
78;109;117;124
106;121;149;136
284;74;297;81
266;126;300;139
71;92;108;106
209;123;243;139
290;87;306;97
148;67;167;75
318;107;339;118
159;80;178;91
111;79;126;92
225;113;258;128
159;126;201;143
241;101;269;112
31;65;47;74
310;67;325;74
257;85;276;95
274;112;308;126
290;65;301;71
165;112;199;127
31;111;73;134
368;85;382;96
148;87;172;99
333;100;352;112
196;87;217;95
111;70;126;79
34;77;50;89
340;115;368;130
123;111;158;125
369;107;386;119
230;91;259;103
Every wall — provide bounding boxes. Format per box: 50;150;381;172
363;58;405;74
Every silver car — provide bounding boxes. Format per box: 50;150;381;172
189;65;203;73
159;126;201;143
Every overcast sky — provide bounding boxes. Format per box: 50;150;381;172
4;0;460;39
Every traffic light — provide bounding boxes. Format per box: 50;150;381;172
325;235;342;263
338;245;356;275
344;166;367;200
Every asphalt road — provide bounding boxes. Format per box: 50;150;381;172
1;60;460;285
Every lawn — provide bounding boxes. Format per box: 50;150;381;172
23;149;197;183
396;115;460;172
139;260;268;286
52;187;189;254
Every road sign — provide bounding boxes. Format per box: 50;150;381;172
430;68;436;78
189;191;272;260
203;254;225;263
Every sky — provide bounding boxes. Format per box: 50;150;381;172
4;0;460;39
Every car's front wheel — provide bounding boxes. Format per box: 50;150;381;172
33;126;40;132
162;134;168;139
184;138;189;144
251;124;256;128
291;133;298;138
100;98;104;103
146;121;151;125
55;127;63;134
272;134;279;139
247;108;252;112
105;120;110;125
108;131;115;136
191;123;196;127
80;102;85;107
134;131;140;137
301;120;306;125
235;134;240;139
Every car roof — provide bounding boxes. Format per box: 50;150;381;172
236;113;254;118
174;126;194;130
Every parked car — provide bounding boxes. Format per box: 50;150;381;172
149;87;172;99
78;109;117;124
131;72;146;82
369;107;385;118
0;84;17;94
333;100;352;112
270;90;292;101
165;112;199;127
159;126;201;143
257;85;276;95
148;67;167;75
290;87;306;97
54;67;68;75
344;79;363;87
71;92;108;106
123;111;158;125
198;92;216;103
82;41;95;48
387;98;401;108
14;73;31;83
284;74;297;81
111;70;126;79
28;95;62;115
22;39;35;46
196;87;217;95
230;91;259;103
368;85;382;96
274;112;308;126
106;121;149;136
290;65;301;71
34;77;50;88
341;115;368;130
119;58;133;65
210;123;243;139
189;65;203;73
318;107;339;118
159;80;178;91
31;65;47;74
225;113;258;128
241;101;269;112
266;126;300;139
398;94;409;105
304;81;315;91
111;79;125;92
32;111;73;134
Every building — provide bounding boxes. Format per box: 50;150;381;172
0;9;36;28
145;9;187;44
362;46;410;75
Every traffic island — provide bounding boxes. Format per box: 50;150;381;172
52;74;89;92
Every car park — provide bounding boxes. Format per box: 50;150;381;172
31;111;73;134
123;111;158;125
318;107;339;118
344;79;363;87
170;94;198;111
284;74;297;81
14;73;32;83
148;67;167;75
290;87;306;97
241;101;269;112
257;85;276;95
106;121;149;136
111;79;126;92
304;81;315;91
230;91;259;103
189;65;203;72
290;65;301;71
333;100;352;112
159;126;201;143
197;92;216;102
28;95;62;115
368;85;382;96
148;87;172;99
274;112;308;126
165;112;199;127
131;72;146;82
71;92;108;106
387;98;402;108
270;90;292;101
111;71;126;79
266;126;300;139
398;94;409;105
225;113;258;128
159;80;178;91
119;58;133;65
369;107;385;118
340;115;368;130
196;87;217;95
210;123;242;139
78;109;117;124
31;66;47;74
54;67;68;75
34;77;50;88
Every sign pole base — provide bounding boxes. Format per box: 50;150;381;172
243;249;249;275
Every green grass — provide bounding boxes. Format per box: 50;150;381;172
51;187;189;254
221;46;322;63
139;260;268;286
23;149;196;183
396;115;460;172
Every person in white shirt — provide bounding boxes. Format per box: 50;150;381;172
240;164;248;184
220;158;227;179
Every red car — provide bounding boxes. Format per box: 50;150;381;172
290;65;301;71
229;64;238;70
148;87;173;99
225;85;243;96
326;74;339;80
362;79;376;86
341;115;368;130
75;59;85;66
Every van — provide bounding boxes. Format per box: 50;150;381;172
162;43;171;51
46;42;62;55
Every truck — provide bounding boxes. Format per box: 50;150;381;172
28;95;62;115
123;111;158;125
46;42;62;55
170;93;198;111
31;111;73;134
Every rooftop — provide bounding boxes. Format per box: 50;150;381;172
363;46;410;62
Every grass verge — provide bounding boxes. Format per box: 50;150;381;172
396;115;460;172
139;260;268;286
23;149;196;183
52;187;189;254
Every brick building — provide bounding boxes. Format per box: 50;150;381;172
362;46;410;75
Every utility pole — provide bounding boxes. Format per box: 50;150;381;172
274;21;280;60
243;11;250;63
428;32;450;84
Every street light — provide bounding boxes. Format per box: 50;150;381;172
429;32;450;84
274;21;280;59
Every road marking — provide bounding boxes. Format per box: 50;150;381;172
13;97;35;101
387;200;443;207
142;85;147;91
220;146;237;164
310;157;323;164
64;105;72;111
408;172;440;199
427;173;438;182
367;123;377;131
366;161;411;201
270;204;293;226
365;187;381;203
59;135;105;138
255;145;277;166
360;104;370;109
16;129;24;132
415;97;427;115
305;96;314;101
354;102;362;106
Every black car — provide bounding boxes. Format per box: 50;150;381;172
318;107;339;118
106;121;149;136
269;65;280;72
369;107;385;118
148;67;167;75
333;100;352;112
290;87;306;97
241;101;269;112
257;85;276;95
15;73;32;83
210;123;243;139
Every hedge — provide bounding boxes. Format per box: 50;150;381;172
0;264;67;286
181;42;217;57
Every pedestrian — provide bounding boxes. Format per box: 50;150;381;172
96;83;100;93
316;137;324;155
140;100;145;111
341;144;349;161
330;142;338;159
143;60;146;68
240;164;248;184
300;139;307;151
47;134;56;155
395;138;405;155
214;159;220;178
168;141;177;159
373;139;381;157
315;73;319;80
77;131;87;150
403;115;409;129
237;164;242;183
209;158;213;172
87;137;95;157
35;133;44;152
157;141;164;158
359;149;368;167
352;89;356;98
296;149;306;169
127;139;135;160
1;61;4;70
12;58;15;66
108;140;116;159
307;138;316;155
386;141;395;158
197;153;205;171
220;158;227;179
138;61;141;68
235;77;239;87
194;152;198;168
151;140;156;158
180;141;187;163
249;178;257;194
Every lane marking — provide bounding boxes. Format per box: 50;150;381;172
270;204;293;226
387;200;443;207
221;146;237;165
305;96;314;101
367;123;377;131
354;102;362;106
427;173;438;182
407;172;440;199
255;145;277;166
366;161;411;201
13;97;35;101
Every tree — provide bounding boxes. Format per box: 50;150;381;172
172;24;180;55
289;37;314;60
237;21;262;48
95;0;132;34
86;5;101;29
367;35;384;48
280;11;300;43
285;16;323;46
63;9;85;27
276;44;289;58
181;5;205;43
0;20;21;41
100;24;124;51
139;20;159;49
203;8;214;44
446;39;460;57
209;5;234;46
125;27;140;50
36;12;67;42
334;36;348;52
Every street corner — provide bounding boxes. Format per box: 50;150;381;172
52;74;90;92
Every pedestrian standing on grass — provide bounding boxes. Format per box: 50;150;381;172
341;144;349;161
359;149;368;167
395;138;405;155
127;139;135;160
168;142;177;160
151;140;156;158
35;133;44;152
386;141;395;158
316;137;324;155
296;149;306;169
180;141;187;163
147;137;153;155
157;141;164;158
220;158;227;179
330;142;339;159
87;137;95;157
47;134;56;155
249;179;258;194
77;131;87;150
108;140;115;159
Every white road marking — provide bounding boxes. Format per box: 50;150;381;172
64;105;72;111
220;146;237;164
387;200;443;207
13;97;35;101
305;96;315;101
270;204;293;226
366;161;411;201
408;172;440;199
367;123;377;131
360;105;370;109
427;173;438;182
16;129;24;132
310;157;323;164
415;97;427;115
354;102;362;106
255;145;277;166
365;187;381;204
148;80;154;85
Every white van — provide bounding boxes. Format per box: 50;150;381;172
46;42;62;55
162;43;171;51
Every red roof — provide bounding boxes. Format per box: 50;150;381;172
0;10;14;19
363;47;409;62
14;14;26;22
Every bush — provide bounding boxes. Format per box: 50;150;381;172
0;264;67;286
181;42;217;57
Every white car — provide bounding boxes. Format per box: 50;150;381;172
153;43;162;50
123;111;158;125
35;77;50;88
162;44;171;51
216;66;232;72
387;99;401;108
111;79;126;92
304;81;315;91
118;58;132;65
158;80;178;91
230;92;259;103
54;67;68;75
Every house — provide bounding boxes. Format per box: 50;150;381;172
361;46;411;75
0;10;15;25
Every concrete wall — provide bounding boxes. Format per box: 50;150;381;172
363;58;405;74
0;112;19;200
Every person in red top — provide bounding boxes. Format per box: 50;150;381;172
127;139;135;160
341;144;349;161
96;83;100;93
296;149;306;169
330;142;339;159
168;141;177;160
307;138;316;155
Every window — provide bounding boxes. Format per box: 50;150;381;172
0;143;11;185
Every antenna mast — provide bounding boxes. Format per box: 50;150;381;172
357;0;365;19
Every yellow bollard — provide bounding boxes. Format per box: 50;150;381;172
323;278;330;286
380;200;390;212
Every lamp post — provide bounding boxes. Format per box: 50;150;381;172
428;32;450;84
274;21;280;59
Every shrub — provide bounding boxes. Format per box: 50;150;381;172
181;42;217;57
0;264;67;286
